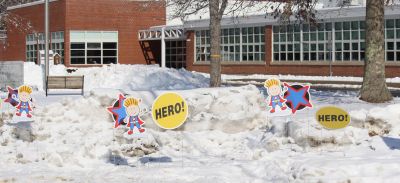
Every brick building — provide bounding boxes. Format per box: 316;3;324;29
1;1;400;77
0;0;165;66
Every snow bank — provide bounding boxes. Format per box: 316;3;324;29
24;63;209;91
350;104;400;136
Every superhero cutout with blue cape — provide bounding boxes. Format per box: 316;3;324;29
264;79;312;116
107;94;146;135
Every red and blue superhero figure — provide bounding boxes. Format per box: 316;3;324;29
265;79;287;113
123;97;146;135
15;85;34;118
125;115;145;135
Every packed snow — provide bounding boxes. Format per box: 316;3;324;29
24;62;209;91
1;63;400;182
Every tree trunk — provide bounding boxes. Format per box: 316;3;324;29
360;0;392;103
209;0;222;87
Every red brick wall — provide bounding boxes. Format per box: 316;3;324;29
64;0;166;67
187;26;400;77
0;0;66;61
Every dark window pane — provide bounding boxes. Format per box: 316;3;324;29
287;53;293;61
343;22;351;30
318;52;324;60
87;50;101;57
103;57;117;64
335;52;342;60
280;53;286;60
361;52;365;60
352;52;359;60
344;52;351;60
103;42;117;49
361;42;366;51
335;22;342;30
335;32;342;40
333;43;339;52
71;43;85;49
352;43;359;51
304;53;309;60
87;57;101;64
310;52;317;60
71;50;85;57
87;43;101;49
387;52;395;61
103;50;117;56
344;43;350;50
71;57;85;64
397;52;400;61
386;19;395;28
351;21;359;30
387;42;394;50
274;53;279;61
386;30;395;39
295;53;300;60
352;31;359;40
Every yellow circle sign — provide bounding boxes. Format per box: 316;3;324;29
152;92;188;130
316;106;351;129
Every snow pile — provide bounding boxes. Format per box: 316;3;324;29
350;104;400;136
0;85;266;170
24;62;209;91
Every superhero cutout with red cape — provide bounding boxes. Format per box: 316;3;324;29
4;85;35;123
107;94;146;135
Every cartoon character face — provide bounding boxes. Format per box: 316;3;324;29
126;105;140;116
268;85;282;96
18;91;31;102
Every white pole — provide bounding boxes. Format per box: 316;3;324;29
45;0;49;85
161;27;166;68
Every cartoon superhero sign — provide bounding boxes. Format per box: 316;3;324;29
264;79;312;115
107;94;146;135
4;85;35;119
264;79;287;113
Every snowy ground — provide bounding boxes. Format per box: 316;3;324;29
1;63;400;183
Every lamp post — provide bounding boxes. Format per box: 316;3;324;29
44;0;49;91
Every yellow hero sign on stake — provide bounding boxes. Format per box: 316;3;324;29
152;92;188;130
316;106;351;129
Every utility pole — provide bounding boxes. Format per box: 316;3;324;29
44;0;49;91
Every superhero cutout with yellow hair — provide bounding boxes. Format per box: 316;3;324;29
16;85;35;118
264;79;287;113
123;97;146;135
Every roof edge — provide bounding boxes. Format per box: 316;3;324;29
7;0;60;11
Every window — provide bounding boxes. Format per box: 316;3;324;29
334;21;365;61
195;26;264;62
70;31;118;64
166;41;186;68
385;19;400;61
26;31;64;63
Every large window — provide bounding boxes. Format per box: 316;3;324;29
195;26;265;62
166;41;186;68
385;19;400;61
273;19;400;62
26;31;64;63
70;31;118;65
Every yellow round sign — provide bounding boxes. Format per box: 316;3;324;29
316;106;351;129
152;92;188;130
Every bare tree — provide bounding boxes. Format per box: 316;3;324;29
168;0;317;87
0;0;38;40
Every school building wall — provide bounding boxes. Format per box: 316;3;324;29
186;26;400;77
